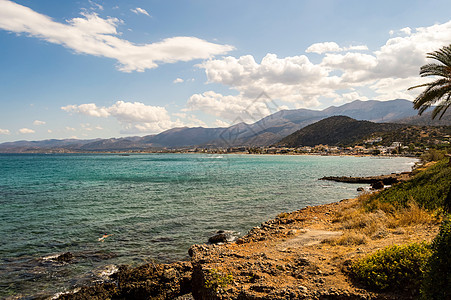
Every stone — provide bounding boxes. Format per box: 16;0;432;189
208;231;235;244
55;252;74;263
371;180;384;190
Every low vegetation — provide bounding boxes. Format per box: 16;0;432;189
204;269;234;293
368;158;450;210
333;154;450;296
350;242;431;291
421;218;451;299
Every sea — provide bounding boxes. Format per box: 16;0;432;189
0;153;417;298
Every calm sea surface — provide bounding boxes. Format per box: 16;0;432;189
0;153;417;298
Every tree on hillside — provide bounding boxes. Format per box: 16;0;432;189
408;44;451;120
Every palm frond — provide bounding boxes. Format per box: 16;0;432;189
409;44;451;119
413;84;451;113
433;94;451;120
427;45;451;67
419;64;451;77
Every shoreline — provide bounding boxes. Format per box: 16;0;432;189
55;170;439;300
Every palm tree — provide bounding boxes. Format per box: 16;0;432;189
408;44;451;119
409;45;451;214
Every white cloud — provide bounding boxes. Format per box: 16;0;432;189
19;128;35;134
0;0;234;72
333;91;369;104
95;126;103;130
400;27;412;35
187;91;283;123
65;127;76;131
200;53;331;104
62;101;185;133
0;128;10;135
173;78;184;83
62;103;110;117
47;129;52;133
214;119;230;127
306;42;342;54
88;0;103;11
306;42;368;54
188;20;451;122
131;7;150;17
33;120;46;125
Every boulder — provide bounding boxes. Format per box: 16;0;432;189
208;230;235;244
55;252;74;263
371;181;384;190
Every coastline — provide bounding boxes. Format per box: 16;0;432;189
56;170;439;300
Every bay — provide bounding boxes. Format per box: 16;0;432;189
0;153;416;298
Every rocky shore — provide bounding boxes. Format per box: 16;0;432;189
57;185;439;299
319;171;411;186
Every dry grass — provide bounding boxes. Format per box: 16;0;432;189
389;201;437;227
329;193;439;247
323;232;367;246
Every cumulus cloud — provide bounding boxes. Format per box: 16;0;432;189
188;20;451;121
306;42;368;54
62;101;188;133
187;91;284;123
0;128;10;135
214;119;230;127
65;127;76;131
33;120;46;125
19;128;35;134
131;7;150;17
173;78;184;83
306;42;342;54
0;0;234;72
333;91;369;104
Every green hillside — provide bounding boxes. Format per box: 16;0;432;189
277;116;404;147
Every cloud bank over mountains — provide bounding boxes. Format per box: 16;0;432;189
62;101;206;133
187;20;451;123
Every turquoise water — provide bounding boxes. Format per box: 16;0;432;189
0;153;416;298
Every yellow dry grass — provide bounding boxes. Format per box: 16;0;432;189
328;192;439;246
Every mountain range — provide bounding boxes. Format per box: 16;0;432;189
1;99;449;152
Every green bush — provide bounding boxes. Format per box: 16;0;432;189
369;159;451;210
350;242;431;291
421;218;451;299
204;269;233;293
420;149;448;163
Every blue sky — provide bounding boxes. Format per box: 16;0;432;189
1;0;451;142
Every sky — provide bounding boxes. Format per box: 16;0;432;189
1;0;451;143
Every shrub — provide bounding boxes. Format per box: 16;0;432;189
421;218;451;299
420;149;448;163
350;242;431;292
368;159;451;210
204;269;233;293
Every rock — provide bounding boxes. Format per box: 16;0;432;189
235;238;245;245
357;187;364;191
208;230;238;244
208;233;229;244
55;252;74;263
371;181;384;190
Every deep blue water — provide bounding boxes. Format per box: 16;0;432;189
0;153;416;298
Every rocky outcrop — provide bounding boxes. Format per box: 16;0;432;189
319;172;411;186
58;261;192;300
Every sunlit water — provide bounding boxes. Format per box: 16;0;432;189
0;153;417;298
